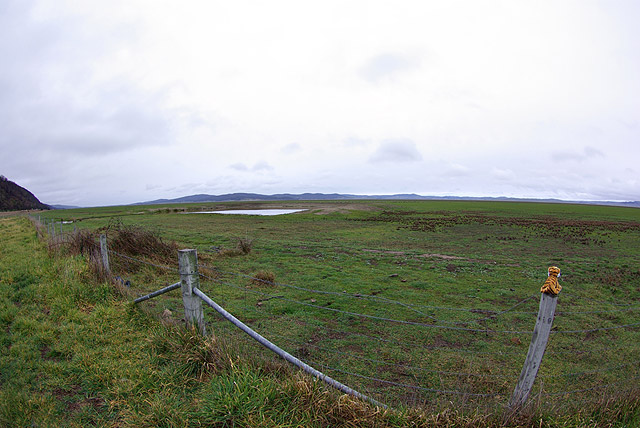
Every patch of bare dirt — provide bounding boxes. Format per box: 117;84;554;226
302;203;379;215
362;248;468;260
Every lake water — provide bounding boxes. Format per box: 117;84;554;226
191;209;307;216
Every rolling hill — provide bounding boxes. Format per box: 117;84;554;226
135;192;640;208
0;175;49;211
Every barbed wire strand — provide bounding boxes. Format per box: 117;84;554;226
200;273;535;334
200;263;640;317
269;332;519;379
315;362;502;398
538;362;639;379
542;375;640;396
201;296;534;357
206;293;601;359
200;277;629;357
199;263;541;324
552;321;640;334
200;264;442;322
200;263;639;334
560;291;640;307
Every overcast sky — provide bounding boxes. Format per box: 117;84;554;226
1;0;639;206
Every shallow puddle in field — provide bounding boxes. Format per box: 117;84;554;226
190;209;307;216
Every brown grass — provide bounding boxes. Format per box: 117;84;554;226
218;237;255;257
103;222;177;263
150;324;237;381
251;270;276;286
237;237;254;254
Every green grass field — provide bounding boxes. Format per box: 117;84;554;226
4;200;640;426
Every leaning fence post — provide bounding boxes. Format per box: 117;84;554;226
99;234;110;275
178;249;206;335
510;268;561;408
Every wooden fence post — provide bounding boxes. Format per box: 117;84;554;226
509;292;558;408
178;249;206;335
99;234;110;275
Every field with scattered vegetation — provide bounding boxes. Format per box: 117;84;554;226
2;200;639;426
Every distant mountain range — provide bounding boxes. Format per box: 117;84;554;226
135;192;640;208
0;175;50;211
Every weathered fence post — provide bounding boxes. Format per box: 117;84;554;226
509;291;559;408
178;249;206;335
99;234;110;275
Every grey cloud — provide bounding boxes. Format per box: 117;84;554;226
552;146;606;162
252;161;274;171
281;143;301;154
490;168;515;181
369;139;423;163
0;1;176;159
0;86;175;157
443;163;471;177
230;161;274;172
359;53;420;84
230;163;249;171
343;136;371;147
583;146;605;158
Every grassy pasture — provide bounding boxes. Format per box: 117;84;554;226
30;200;640;420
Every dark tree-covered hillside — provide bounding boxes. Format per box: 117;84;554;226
0;175;50;211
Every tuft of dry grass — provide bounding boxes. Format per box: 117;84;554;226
66;229;99;256
104;223;177;263
217;236;255;257
251;270;276;286
46;229;111;282
150;324;236;381
237;237;254;254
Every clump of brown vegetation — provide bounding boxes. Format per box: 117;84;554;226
102;218;177;263
66;229;99;256
237;237;254;254
219;237;254;257
150;324;235;381
250;270;275;286
47;219;179;281
50;229;108;282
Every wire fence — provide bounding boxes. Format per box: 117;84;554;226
30;214;640;410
